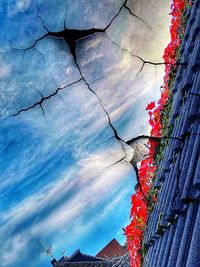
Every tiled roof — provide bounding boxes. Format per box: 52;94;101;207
68;250;104;263
52;247;129;267
96;239;127;259
57;250;104;263
143;1;200;266
56;261;112;267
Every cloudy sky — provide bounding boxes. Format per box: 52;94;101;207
0;1;171;266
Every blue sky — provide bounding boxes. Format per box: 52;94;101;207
0;1;171;266
0;111;135;267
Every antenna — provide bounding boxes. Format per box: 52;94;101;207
37;239;54;258
104;256;112;261
61;250;68;260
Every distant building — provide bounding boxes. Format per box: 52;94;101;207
50;239;129;267
51;249;110;266
96;238;127;260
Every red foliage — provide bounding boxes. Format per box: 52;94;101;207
125;1;188;266
146;101;155;111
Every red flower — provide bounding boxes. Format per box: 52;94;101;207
146;101;155;111
126;1;189;266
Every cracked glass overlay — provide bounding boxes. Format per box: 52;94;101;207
0;1;171;266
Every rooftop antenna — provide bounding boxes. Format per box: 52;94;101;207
37;239;54;258
104;256;112;261
61;250;68;260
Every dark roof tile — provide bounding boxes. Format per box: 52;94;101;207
143;2;200;265
185;206;200;266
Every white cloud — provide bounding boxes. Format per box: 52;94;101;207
1;234;27;267
31;162;132;235
7;0;32;17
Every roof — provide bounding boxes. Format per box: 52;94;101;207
143;1;200;266
52;239;129;267
96;239;127;259
55;261;112;267
58;249;104;263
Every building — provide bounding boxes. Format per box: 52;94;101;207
142;1;200;266
51;249;111;267
50;239;129;267
96;239;127;260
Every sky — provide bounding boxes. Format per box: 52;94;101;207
0;1;171;266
